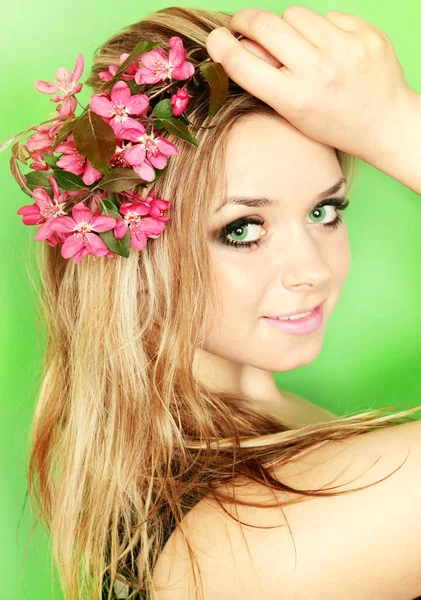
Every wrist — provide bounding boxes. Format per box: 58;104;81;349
355;87;421;196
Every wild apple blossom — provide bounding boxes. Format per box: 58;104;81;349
16;175;69;247
170;89;189;116
35;53;84;117
49;201;117;263
119;123;179;181
135;36;195;84
114;200;167;251
90;80;149;138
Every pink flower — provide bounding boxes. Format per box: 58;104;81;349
26;123;62;152
34;53;84;117
120;123;179;182
170;89;189;116
56;97;77;119
90;80;149;138
55;133;103;186
108;142;132;170
99;53;140;82
135;36;195;85
17;175;70;247
114;200;167;251
49;201;117;263
27;148;53;171
144;188;172;222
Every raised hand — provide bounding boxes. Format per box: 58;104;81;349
206;6;417;160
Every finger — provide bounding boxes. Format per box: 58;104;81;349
237;36;284;68
280;5;351;46
229;8;319;75
324;9;375;33
206;27;295;111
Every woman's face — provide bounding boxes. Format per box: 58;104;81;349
203;112;351;373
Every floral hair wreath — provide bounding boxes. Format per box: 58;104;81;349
1;36;232;263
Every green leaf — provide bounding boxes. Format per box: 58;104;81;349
99;228;131;258
102;195;119;213
153;165;168;182
99;168;142;192
73;110;116;173
199;62;229;118
160;117;198;147
42;153;60;168
51;118;76;150
192;75;200;87
153;119;164;130
115;41;161;79
53;169;88;191
25;170;54;195
151;99;174;120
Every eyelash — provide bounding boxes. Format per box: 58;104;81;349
217;198;350;250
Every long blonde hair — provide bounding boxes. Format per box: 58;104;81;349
20;6;421;599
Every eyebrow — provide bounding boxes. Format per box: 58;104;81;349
214;176;347;213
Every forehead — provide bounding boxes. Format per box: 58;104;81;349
223;113;342;200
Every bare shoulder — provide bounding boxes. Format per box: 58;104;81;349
152;419;421;599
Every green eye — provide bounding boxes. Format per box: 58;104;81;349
218;197;350;250
308;205;335;224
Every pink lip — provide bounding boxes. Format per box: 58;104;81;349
265;301;324;319
261;303;324;336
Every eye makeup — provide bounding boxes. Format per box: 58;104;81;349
212;197;350;250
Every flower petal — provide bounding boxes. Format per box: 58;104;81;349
172;62;195;80
84;232;110;255
89;215;117;233
110;80;131;106
72;202;94;224
90;93;114;118
123;144;146;166
114;218;128;238
168;37;187;68
131;230;148;251
71;246;90;263
34;219;55;241
55;67;73;86
125;94;149;116
82;161;103;186
132;160;155;182
146;152;167;170
17;204;41;225
140;216;166;237
155;136;179;156
72;53;84;82
34;80;60;94
118;125;145;142
61;233;84;258
49;216;76;233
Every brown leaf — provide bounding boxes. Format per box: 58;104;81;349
73;110;116;172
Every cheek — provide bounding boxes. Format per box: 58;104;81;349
214;259;263;315
203;253;265;342
330;232;352;284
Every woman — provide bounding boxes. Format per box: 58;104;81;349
13;5;421;599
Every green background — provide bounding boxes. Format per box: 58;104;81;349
1;0;421;597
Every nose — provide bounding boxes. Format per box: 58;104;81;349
277;232;332;292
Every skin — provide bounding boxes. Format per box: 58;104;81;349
192;112;351;413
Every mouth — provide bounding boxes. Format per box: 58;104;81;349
261;301;325;335
264;300;325;321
